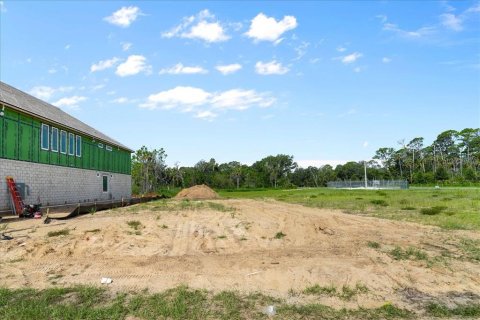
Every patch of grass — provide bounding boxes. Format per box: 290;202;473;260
274;231;286;239
126;220;142;231
217;235;227;239
0;285;422;319
219;188;480;230
389;246;428;261
303;284;337;296
160;224;168;229
370;199;389;206
303;283;368;301
420;206;448;215
458;238;480;261
367;241;381;249
426;302;480;318
47;228;70;237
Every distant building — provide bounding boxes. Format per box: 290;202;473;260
0;81;132;213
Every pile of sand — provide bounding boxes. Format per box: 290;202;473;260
174;184;220;200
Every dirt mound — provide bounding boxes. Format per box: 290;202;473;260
174;184;220;200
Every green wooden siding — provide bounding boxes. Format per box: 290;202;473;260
0;104;131;174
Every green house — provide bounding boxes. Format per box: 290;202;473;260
0;81;133;213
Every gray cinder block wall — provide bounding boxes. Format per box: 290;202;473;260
0;158;131;212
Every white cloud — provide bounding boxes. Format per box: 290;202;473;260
383;22;435;38
53;96;87;110
104;6;141;28
363;141;369;148
140;86;275;120
159;63;208;75
293;41;310;61
195;110;217;120
353;66;362;73
91;84;105;91
336;46;347;52
341;52;363;64
245;13;297;42
0;1;6;13
297;160;348;168
29;86;74;100
115;55;151;77
215;63;242;75
111;97;129;104
162;9;229;43
211;89;275;110
255;60;289;75
466;3;480;13
90;57;120;72
440;13;463;31
141;86;211;110
121;42;132;51
64;44;70;50
26;58;32;63
382;57;392;63
48;68;57;74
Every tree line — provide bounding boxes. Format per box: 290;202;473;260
131;128;480;193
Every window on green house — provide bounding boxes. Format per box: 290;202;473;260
51;127;59;152
60;130;67;154
68;133;75;155
102;175;108;192
76;135;82;157
41;124;49;150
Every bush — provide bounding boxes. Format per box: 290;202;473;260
370;199;388;206
420;206;447;215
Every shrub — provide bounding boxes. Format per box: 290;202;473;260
370;199;388;206
420;206;447;215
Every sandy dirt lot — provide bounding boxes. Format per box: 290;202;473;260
1;199;479;311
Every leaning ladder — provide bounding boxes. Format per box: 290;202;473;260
5;176;24;216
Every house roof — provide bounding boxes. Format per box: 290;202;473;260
0;81;133;152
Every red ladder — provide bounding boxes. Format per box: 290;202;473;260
6;176;24;216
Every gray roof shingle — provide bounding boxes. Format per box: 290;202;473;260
0;81;132;152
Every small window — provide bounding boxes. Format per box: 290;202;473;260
41;124;49;150
98;143;104;148
102;175;108;192
106;145;112;151
76;135;82;157
68;133;75;155
51;127;59;152
60;130;67;154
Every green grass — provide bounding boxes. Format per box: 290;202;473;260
126;220;142;231
420;206;448;215
389;246;428;261
426;302;480;318
303;283;369;301
0;285;419;319
274;231;286;239
458;238;480;261
218;187;480;230
367;241;381;249
47;228;70;237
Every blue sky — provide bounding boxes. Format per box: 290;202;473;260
1;1;479;167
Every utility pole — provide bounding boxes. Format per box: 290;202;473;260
364;161;368;189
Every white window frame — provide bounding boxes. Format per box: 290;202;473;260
68;133;75;156
75;135;82;157
106;145;112;151
98;143;104;148
51;127;59;152
60;130;67;154
41;124;49;150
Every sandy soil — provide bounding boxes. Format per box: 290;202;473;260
1;199;479;311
